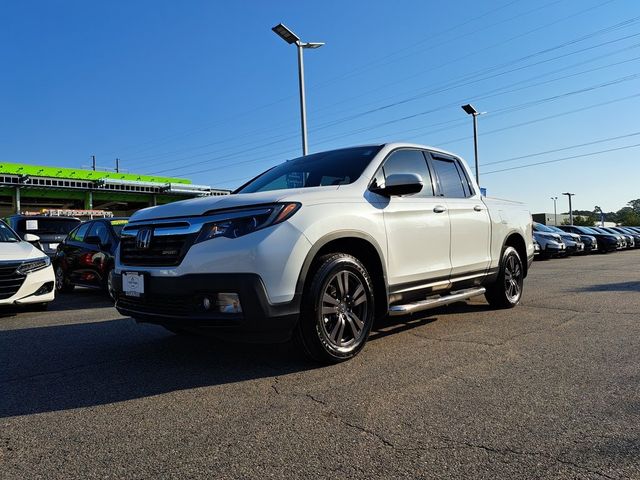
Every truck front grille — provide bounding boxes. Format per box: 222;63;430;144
120;234;197;267
0;262;26;300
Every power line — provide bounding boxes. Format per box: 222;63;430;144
116;1;622;164
180;92;640;185
103;0;532;159
155;83;640;177
482;131;640;166
140;34;640;173
484;143;640;174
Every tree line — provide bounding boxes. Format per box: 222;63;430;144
562;199;640;226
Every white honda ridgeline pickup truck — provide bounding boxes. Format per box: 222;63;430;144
114;143;533;362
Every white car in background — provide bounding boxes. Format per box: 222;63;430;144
0;220;55;309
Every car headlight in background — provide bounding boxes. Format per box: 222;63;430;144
17;256;51;275
196;203;301;243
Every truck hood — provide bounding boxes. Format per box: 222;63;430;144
0;241;46;261
130;186;339;222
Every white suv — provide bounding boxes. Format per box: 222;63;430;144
114;143;533;362
0;220;55;309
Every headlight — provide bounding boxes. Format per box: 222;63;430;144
17;256;51;275
195;203;300;243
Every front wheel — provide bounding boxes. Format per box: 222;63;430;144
294;253;375;363
485;246;524;309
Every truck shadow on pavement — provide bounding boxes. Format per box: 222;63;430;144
0;301;489;418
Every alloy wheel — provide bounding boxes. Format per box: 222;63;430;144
504;254;523;303
319;270;369;352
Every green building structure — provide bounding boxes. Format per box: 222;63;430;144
0;162;228;217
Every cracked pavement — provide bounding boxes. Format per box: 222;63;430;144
1;250;639;479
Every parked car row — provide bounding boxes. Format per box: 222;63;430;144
533;222;640;259
1;214;129;308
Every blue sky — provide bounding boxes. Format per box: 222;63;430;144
1;0;639;213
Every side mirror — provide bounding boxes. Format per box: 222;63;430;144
371;173;423;197
23;233;41;243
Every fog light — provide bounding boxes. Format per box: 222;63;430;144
216;293;242;313
34;282;54;295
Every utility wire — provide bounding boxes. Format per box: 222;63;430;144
484;143;640;174
180;92;640;185
138;32;640;172
482;131;640;166
118;1;620;163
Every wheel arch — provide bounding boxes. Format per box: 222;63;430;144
296;232;389;318
503;232;528;277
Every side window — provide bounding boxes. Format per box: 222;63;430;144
88;222;110;245
71;222;91;242
378;149;434;197
430;156;471;198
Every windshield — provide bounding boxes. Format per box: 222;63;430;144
546;226;564;233
578;226;599;234
16;218;80;235
533;223;556;233
236;146;383;194
0;221;20;242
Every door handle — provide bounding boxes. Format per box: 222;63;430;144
433;205;447;213
474;205;483;212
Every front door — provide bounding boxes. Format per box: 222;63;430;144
370;148;452;287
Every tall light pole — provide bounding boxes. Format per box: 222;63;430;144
272;23;324;156
551;196;558;225
461;104;484;186
562;192;575;225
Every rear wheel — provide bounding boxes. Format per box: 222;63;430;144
485;246;524;309
294;253;375;363
55;265;75;293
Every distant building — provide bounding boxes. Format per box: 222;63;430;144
532;212;570;226
532;212;616;227
0;162;229;217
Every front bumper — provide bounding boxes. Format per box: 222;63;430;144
0;265;55;306
113;272;300;342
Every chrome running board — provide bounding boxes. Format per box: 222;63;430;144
388;287;486;317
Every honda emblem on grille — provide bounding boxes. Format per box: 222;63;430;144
136;229;153;250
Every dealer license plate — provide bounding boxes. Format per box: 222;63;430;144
123;272;145;297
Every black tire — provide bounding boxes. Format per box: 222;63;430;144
55;265;75;293
104;266;116;301
485;246;524;309
294;253;375;363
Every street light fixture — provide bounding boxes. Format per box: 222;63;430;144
461;104;483;186
562;192;575;225
272;23;325;156
551;196;558;225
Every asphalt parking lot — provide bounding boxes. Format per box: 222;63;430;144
1;251;639;479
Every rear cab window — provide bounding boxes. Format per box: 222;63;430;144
428;153;475;198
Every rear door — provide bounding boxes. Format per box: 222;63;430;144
427;152;491;278
374;148;451;287
63;222;93;285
